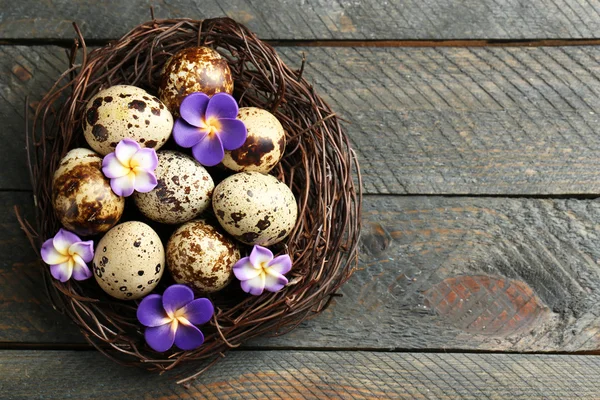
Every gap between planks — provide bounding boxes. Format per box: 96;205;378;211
4;38;600;48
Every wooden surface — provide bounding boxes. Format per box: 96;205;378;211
3;0;600;41
7;45;600;194
3;350;600;399
2;0;600;396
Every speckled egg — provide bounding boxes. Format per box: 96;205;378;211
53;148;124;236
133;150;214;224
158;46;234;115
167;220;240;293
83;85;173;155
222;107;286;173
93;221;165;300
212;172;298;246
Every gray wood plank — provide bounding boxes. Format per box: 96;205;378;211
2;0;600;40
4;45;600;194
2;350;600;399
5;192;600;352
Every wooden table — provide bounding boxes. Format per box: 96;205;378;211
2;1;600;398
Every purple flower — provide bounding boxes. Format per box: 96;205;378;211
233;245;292;296
137;284;214;352
172;92;247;167
41;228;94;282
102;139;158;197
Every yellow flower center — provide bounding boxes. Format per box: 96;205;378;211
166;307;193;327
203;117;222;137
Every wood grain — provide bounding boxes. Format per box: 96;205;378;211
2;350;600;399
4;192;600;351
5;45;600;194
3;0;600;41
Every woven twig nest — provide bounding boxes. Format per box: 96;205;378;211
20;17;361;381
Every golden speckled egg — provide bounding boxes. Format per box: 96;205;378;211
212;172;298;246
222;107;286;173
93;221;165;300
53;148;124;236
133;150;214;224
158;46;234;115
83;85;173;155
167;220;240;293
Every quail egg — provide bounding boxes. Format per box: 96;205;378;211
83;85;173;155
212;172;298;246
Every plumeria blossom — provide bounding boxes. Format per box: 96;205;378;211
173;92;247;166
41;229;94;282
102;139;158;197
233;245;292;296
137;284;214;352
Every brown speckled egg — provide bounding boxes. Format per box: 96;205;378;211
158;46;234;115
212;172;298;246
83;85;173;155
167;220;240;293
222;107;286;173
53;148;124;236
93;221;165;300
133;150;214;224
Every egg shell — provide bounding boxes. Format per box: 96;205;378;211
222;107;286;173
93;221;165;300
53;148;124;236
167;220;240;293
158;46;234;115
83;85;173;155
212;172;298;246
133;150;215;224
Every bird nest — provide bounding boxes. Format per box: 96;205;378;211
18;16;361;383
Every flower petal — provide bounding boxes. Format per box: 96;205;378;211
68;240;94;262
205;93;239;120
133;170;157;193
267;255;292;275
41;238;69;265
53;229;80;253
102;153;129;179
115;139;140;165
181;298;214;325
249;245;273;267
110;172;136;197
218;118;247;151
174;323;205;350
71;256;92;281
191;135;224;167
233;258;262;281
137;294;171;327
145;322;176;352
264;270;288;293
173;118;207;148
180;92;210;127
240;273;266;296
131;148;158;170
162;284;194;317
50;262;73;282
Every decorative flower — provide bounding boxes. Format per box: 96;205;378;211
137;284;214;352
233;245;292;296
173;92;247;166
41;228;94;282
102;139;158;197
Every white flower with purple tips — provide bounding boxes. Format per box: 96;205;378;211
233;245;292;296
102;139;158;197
41;229;94;282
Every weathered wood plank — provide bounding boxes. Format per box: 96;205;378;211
4;192;600;351
2;350;600;399
5;45;600;194
3;0;600;41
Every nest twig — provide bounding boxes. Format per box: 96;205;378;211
17;17;361;381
